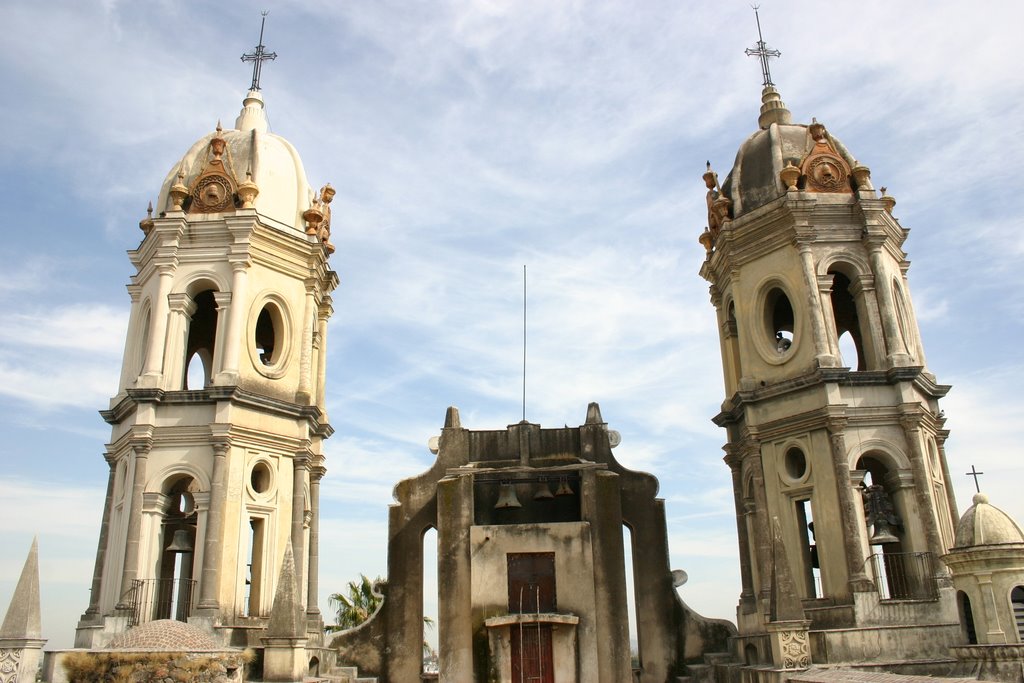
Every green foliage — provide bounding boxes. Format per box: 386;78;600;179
326;573;384;632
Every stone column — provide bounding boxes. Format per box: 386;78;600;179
296;280;317;403
817;275;840;359
116;286;143;391
856;278;887;370
116;441;151;608
866;243;909;363
437;475;473;681
935;432;960;536
139;264;175;386
315;299;333;411
900;413;951;585
306;464;324;619
725;446;756;609
795;239;833;364
744;439;773;611
197;441;230;612
825;418;874;593
211;292;232;383
291;451;309;606
164;293;196;389
83;454;118;618
216;259;250;384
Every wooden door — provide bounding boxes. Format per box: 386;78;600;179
510;623;553;683
507;552;555;613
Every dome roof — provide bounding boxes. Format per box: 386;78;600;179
155;90;315;234
718;87;862;219
106;619;220;651
954;493;1024;548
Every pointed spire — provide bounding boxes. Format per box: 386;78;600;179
0;538;42;640
444;405;461;429
265;542;304;638
768;518;805;623
585;402;604;425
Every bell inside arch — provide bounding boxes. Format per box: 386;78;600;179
869;520;900;546
494;483;522;510
166;528;194;554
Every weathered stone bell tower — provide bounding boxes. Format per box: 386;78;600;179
74;79;338;651
698;36;963;669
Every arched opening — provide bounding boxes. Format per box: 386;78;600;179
764;288;794;354
724;300;742;390
795;498;820;598
959;591;978;644
183;289;218;389
244;515;267;617
137;306;151;376
308;656;320;677
624;524;639;673
1011;585;1024;641
829;271;866;371
744;643;759;665
422;526;438;674
157;476;199;622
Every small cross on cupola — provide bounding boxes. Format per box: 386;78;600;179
744;6;781;87
241;11;277;91
965;465;985;493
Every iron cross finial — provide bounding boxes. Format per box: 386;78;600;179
965;465;985;493
241;11;277;92
744;6;781;87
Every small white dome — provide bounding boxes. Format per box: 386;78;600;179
156;90;314;234
953;492;1024;548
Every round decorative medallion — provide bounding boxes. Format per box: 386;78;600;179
807;155;847;192
191;174;234;212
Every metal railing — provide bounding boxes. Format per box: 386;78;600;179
124;578;197;627
868;551;936;600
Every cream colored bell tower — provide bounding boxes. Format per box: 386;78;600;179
74;85;337;648
699;72;964;667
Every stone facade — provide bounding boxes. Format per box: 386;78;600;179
330;403;735;682
73;88;338;669
700;85;962;672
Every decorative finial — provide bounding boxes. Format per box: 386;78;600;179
745;6;781;88
139;201;155;235
216;120;222;133
241;11;277;92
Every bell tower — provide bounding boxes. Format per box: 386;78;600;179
698;26;963;669
74;76;338;648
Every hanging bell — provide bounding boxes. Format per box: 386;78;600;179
869;520;900;546
165;528;194;554
555;477;574;497
494;483;522;510
533;478;555;501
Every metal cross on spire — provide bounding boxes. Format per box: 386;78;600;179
745;6;781;87
241;11;277;91
965;465;985;493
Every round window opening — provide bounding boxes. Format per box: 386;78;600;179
765;287;794;354
255;305;278;366
251;462;272;494
785;447;807;480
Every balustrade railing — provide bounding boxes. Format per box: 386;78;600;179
868;551;936;600
124;578;197;627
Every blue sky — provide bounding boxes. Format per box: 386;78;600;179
1;0;1023;650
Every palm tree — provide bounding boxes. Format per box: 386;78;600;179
326;574;383;632
326;574;436;649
